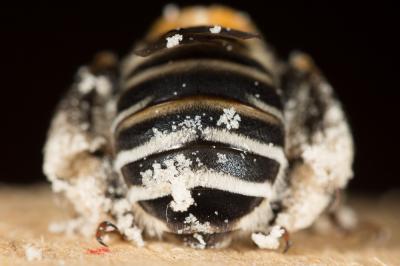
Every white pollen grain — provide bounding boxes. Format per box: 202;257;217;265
251;225;285;250
216;107;241;130
209;25;222;34
24;245;42;261
166;34;183;48
217;153;228;164
192;233;206;249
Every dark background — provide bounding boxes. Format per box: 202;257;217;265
0;1;398;192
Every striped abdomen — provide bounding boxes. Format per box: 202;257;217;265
112;31;287;234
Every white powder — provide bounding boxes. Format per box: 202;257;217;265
216;107;241;130
113;207;144;247
192;233;206;249
166;34;183;48
301;103;353;187
24;244;42;261
47;173;112;237
170;179;194;212
178;115;202;131
140;154;195;212
276;185;331;231
124;226;145;247
216;153;228;164
209;25;222;34
184;213;211;233
77;68;96;94
112;198;131;215
195;157;204;167
152;128;165;138
77;67;112;96
95;76;112;95
251;225;285;249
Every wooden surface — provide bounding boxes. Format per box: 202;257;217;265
0;185;399;266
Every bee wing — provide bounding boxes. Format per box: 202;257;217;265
274;52;354;232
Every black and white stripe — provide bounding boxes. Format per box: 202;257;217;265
112;29;287;229
117;60;281;115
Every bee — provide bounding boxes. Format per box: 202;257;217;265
43;5;354;250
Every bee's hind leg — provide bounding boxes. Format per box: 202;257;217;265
96;221;120;247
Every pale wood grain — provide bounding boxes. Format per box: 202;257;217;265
0;185;399;266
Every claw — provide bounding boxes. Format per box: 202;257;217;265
96;221;119;247
281;227;292;253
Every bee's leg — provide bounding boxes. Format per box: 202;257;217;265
280;228;291;253
273;52;354;234
115;212;144;247
95;217;144;248
96;221;120;247
108;198;145;247
43;52;120;236
44;51;118;182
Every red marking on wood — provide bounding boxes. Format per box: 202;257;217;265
86;247;110;255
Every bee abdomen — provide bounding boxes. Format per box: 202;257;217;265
112;30;287;232
139;187;264;233
122;141;281;186
114;98;285;171
118;60;281;115
127;43;270;78
115;99;284;151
